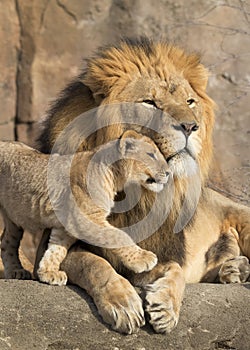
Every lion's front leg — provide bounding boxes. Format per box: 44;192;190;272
61;246;145;334
130;261;185;333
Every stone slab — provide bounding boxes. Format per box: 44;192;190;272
0;280;249;350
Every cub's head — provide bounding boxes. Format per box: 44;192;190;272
82;38;215;183
118;130;170;193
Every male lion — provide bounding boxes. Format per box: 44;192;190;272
35;38;250;334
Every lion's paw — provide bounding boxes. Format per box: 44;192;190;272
144;280;179;333
219;256;250;283
37;270;68;286
95;276;145;334
5;268;32;280
123;249;158;274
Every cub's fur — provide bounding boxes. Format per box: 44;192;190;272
34;37;250;334
0;131;169;285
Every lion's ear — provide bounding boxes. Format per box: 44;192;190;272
119;130;140;156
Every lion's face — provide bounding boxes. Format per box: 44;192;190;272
83;39;215;183
113;75;204;179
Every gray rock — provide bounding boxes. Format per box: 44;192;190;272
0;280;249;350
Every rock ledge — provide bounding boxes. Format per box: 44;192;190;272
0;280;249;350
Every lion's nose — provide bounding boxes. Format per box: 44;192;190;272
180;122;199;137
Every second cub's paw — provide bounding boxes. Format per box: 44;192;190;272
37;270;68;286
124;249;158;273
219;256;250;283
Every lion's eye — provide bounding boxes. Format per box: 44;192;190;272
142;100;158;109
186;98;196;108
147;152;157;159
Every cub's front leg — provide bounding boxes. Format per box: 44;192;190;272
36;228;76;286
130;261;186;333
111;245;158;273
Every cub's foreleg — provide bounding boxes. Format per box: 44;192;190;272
1;213;31;279
110;244;158;273
89;223;158;273
37;228;76;286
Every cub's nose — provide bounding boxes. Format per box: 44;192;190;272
180;122;199;137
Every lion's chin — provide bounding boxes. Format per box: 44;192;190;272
168;151;198;178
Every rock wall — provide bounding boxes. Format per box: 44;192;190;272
1;0;249;195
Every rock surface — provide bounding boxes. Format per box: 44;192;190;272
0;0;249;258
0;280;249;350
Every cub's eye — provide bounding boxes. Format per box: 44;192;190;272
186;98;196;108
142;100;158;109
147;152;157;159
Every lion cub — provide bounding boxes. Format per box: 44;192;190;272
0;130;170;285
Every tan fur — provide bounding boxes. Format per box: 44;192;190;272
0;132;169;285
35;38;250;333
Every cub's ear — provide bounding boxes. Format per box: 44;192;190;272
119;130;141;156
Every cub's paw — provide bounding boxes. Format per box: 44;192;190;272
37;270;68;286
123;249;158;273
219;256;250;283
144;279;179;333
5;268;32;280
95;276;145;334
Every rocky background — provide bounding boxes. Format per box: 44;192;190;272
0;0;250;253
